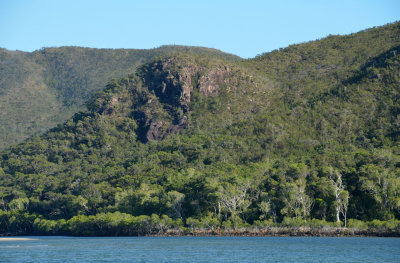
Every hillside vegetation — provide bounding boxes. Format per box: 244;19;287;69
0;22;399;235
0;46;239;149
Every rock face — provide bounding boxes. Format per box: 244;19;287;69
146;116;188;141
140;57;239;109
98;56;255;142
199;65;232;96
146;120;166;141
135;56;243;142
139;57;196;112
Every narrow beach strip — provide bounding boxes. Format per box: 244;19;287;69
0;238;38;241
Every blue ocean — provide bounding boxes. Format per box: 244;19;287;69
1;236;399;262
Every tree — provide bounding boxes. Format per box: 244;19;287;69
339;190;349;227
115;183;164;216
216;179;252;222
186;217;201;233
166;191;185;219
200;212;220;231
281;176;313;220
359;164;400;219
8;197;29;211
258;192;273;220
325;166;349;225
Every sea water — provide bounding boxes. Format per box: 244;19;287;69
0;236;399;262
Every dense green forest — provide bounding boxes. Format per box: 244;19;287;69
0;45;239;149
0;22;400;236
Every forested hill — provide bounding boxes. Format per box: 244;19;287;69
0;45;239;149
0;22;400;236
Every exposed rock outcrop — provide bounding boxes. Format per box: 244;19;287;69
146;116;188;141
199;65;232;96
105;56;256;142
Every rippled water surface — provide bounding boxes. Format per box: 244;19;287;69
1;236;399;262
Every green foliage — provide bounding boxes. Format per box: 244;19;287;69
347;219;367;229
308;219;334;229
281;217;307;227
31;212;183;236
0;46;239;150
367;219;400;232
1;22;400;236
253;219;276;228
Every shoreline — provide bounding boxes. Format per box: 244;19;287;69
153;228;400;238
2;227;399;238
0;238;38;241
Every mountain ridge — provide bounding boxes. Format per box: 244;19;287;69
0;22;399;235
0;45;240;149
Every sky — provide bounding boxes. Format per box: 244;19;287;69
0;0;399;58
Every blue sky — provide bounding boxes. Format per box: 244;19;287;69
0;0;399;58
